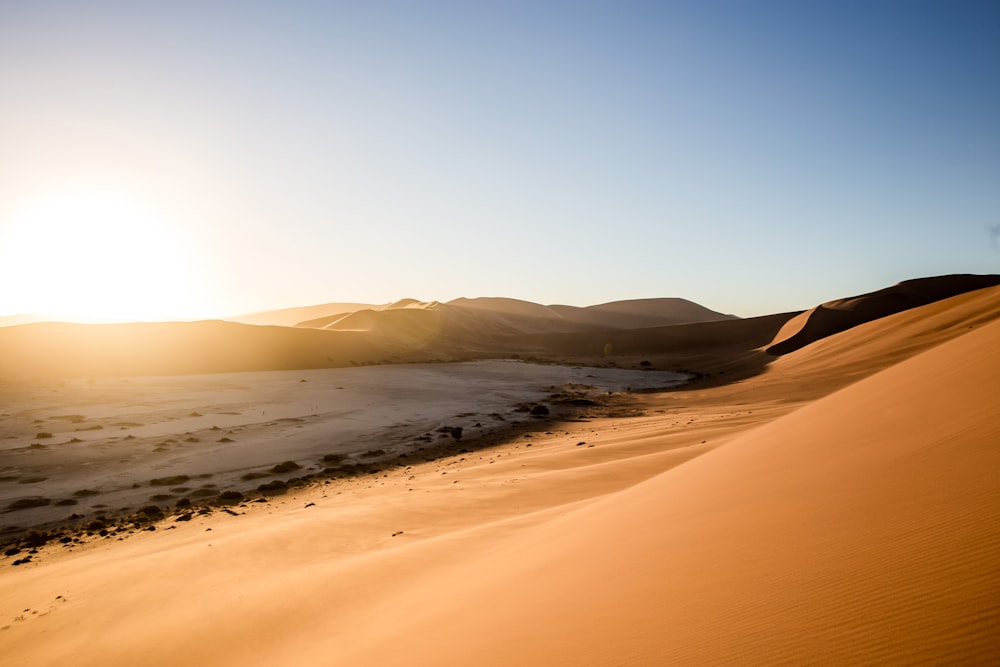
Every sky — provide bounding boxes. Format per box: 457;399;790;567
0;0;997;321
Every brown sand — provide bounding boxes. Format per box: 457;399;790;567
0;284;998;665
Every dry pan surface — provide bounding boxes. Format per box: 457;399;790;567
0;361;684;532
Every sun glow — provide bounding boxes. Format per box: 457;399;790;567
0;189;208;322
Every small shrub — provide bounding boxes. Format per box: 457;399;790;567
7;497;51;511
256;479;288;495
216;490;244;504
271;460;301;473
149;475;190;486
22;531;50;548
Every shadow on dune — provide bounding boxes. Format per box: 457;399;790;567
766;274;1000;356
497;312;797;386
499;274;1000;389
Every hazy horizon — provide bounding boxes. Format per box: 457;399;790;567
1;1;997;322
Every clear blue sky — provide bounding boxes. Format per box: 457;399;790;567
0;0;997;320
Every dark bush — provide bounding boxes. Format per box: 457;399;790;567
138;505;164;518
217;490;244;504
271;460;301;473
22;531;49;548
150;475;190;486
256;480;288;495
7;497;51;511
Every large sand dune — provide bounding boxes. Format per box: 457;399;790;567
1;277;997;665
228;302;376;327
766;273;1000;355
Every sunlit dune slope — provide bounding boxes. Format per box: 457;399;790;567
334;312;1000;665
766;273;1000;355
0;321;394;379
227;302;376;327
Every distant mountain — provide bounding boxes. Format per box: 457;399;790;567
296;296;736;337
5;277;995;381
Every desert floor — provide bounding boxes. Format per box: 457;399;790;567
1;362;684;533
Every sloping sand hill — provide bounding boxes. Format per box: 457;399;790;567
227;302;376;327
0;321;398;379
0;280;996;665
331;310;1000;665
766;273;1000;355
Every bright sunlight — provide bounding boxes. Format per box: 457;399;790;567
0;189;206;321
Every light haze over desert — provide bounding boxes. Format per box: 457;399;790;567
1;2;999;665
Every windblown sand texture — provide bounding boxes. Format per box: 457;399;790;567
1;276;998;665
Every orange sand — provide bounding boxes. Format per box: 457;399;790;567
0;281;997;665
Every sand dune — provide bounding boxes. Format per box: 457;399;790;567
330;313;1000;665
0;321;397;379
227;302;376;327
1;276;997;665
766;273;1000;355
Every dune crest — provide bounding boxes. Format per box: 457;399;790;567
766;274;1000;355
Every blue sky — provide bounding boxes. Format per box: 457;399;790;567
0;0;997;319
